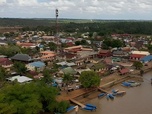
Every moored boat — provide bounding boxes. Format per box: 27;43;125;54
98;93;106;98
85;104;97;109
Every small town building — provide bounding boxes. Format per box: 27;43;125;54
6;76;33;83
26;61;45;72
40;51;56;61
131;51;150;56
11;54;33;63
119;68;129;75
130;54;145;61
140;55;152;63
0;58;13;70
112;50;128;57
98;50;111;58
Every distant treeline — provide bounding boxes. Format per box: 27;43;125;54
1;18;152;35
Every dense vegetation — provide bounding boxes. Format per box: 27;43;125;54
1;18;152;35
0;82;69;113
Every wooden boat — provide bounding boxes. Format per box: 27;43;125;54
83;106;95;111
116;91;126;96
112;89;119;93
66;106;75;112
98;93;106;98
85;104;97;109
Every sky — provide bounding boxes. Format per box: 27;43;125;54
0;0;152;20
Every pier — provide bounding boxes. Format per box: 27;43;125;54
70;99;85;108
97;87;108;94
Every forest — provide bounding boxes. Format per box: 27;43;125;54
1;18;152;35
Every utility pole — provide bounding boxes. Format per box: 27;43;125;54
55;8;59;36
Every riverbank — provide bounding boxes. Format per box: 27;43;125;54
67;71;152;114
57;66;152;105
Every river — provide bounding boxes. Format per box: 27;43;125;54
67;72;152;114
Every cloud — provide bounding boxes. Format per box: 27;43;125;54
0;0;152;19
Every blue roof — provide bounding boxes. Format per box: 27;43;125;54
29;61;45;68
140;55;152;62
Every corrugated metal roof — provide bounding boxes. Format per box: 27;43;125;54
29;61;45;68
140;55;152;62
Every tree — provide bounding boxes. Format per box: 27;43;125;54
13;62;27;75
48;42;57;51
75;41;81;45
133;61;143;69
0;83;43;114
79;71;100;88
63;73;74;94
63;74;73;85
41;69;52;84
0;66;7;81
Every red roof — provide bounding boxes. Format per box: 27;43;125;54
119;68;129;74
0;60;13;66
0;58;8;62
130;54;145;58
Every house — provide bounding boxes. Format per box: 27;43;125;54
16;42;36;48
57;52;77;61
112;57;121;62
90;63;108;72
26;61;45;72
6;76;33;83
11;54;33;63
112;50;128;57
119;68;129;75
140;55;152;63
131;51;150;56
56;61;76;67
130;54;145;61
64;45;82;53
40;51;56;61
64;45;93;53
60;67;76;75
98;50;111;58
0;58;13;70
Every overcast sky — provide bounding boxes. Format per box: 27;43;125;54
0;0;152;20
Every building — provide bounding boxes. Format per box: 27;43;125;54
131;51;150;56
98;50;111;58
130;54;145;61
6;76;33;83
140;55;152;63
11;54;33;63
64;45;93;53
26;61;45;72
0;58;13;70
40;51;56;61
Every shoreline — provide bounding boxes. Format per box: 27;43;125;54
58;67;152;105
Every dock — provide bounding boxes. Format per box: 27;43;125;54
70;99;85;108
98;87;108;94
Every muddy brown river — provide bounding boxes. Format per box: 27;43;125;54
67;72;152;114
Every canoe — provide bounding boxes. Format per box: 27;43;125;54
85;104;97;109
83;106;95;111
66;106;75;112
130;82;141;87
112;89;119;93
122;82;131;87
107;94;114;99
109;94;114;99
116;91;126;96
106;94;110;100
98;93;106;98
